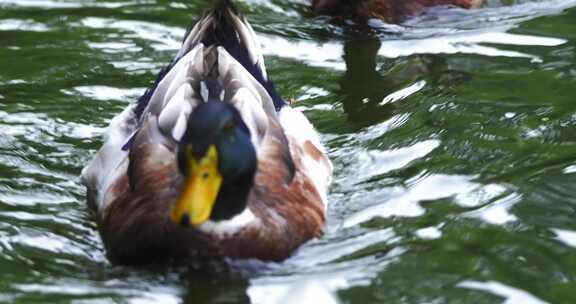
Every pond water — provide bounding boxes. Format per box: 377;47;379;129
2;0;576;303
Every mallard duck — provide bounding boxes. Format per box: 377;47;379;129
312;0;483;23
82;1;332;265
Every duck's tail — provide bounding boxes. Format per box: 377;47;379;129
134;0;284;120
127;0;288;149
184;0;285;106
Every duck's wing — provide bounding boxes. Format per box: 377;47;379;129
278;106;333;208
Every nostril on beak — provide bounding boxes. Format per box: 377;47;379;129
180;214;190;227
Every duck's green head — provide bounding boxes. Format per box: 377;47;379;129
171;101;257;227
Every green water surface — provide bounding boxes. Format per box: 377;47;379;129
1;0;576;303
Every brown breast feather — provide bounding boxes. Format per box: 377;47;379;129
98;115;326;264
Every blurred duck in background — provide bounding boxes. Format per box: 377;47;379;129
312;0;483;23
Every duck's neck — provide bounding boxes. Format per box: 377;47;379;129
196;206;257;237
209;180;252;221
196;179;256;236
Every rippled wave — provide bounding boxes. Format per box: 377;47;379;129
1;0;576;303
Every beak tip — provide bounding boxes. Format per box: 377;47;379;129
179;214;191;227
170;211;208;228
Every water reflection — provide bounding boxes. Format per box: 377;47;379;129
1;0;576;303
457;280;549;304
339;36;394;124
184;271;251;304
338;33;474;125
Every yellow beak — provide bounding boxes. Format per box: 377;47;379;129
170;145;222;226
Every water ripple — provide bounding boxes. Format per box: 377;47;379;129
1;0;576;303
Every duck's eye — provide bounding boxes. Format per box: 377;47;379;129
222;120;234;134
